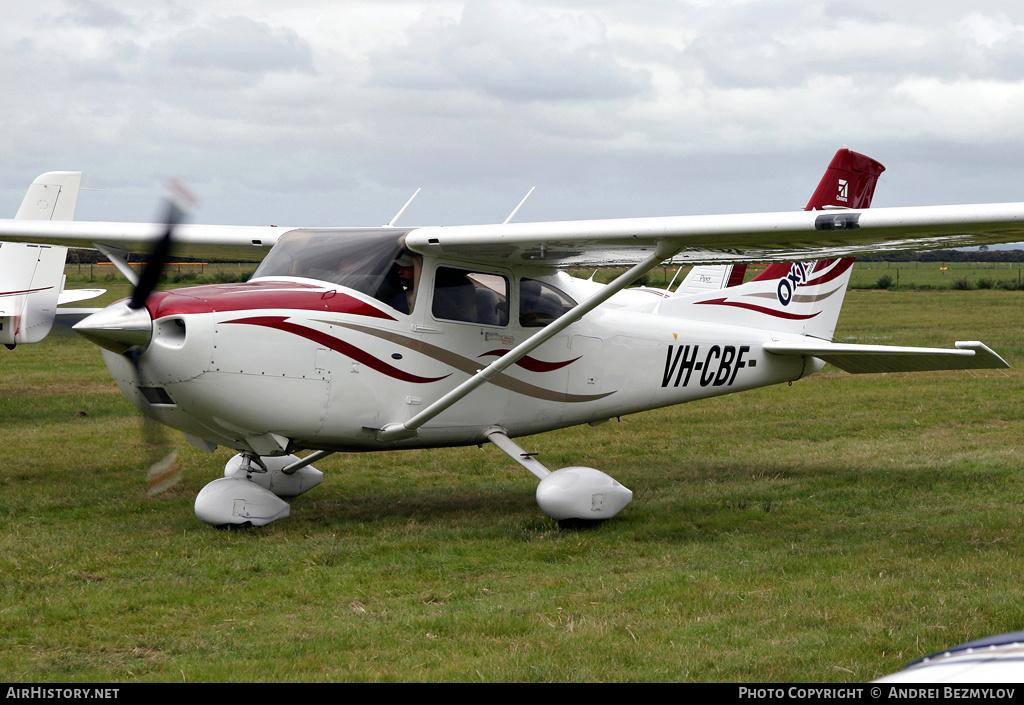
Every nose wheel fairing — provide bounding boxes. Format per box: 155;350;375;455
194;453;325;528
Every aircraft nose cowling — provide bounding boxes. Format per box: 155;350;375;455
73;301;153;354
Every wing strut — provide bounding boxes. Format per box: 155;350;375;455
280;449;335;475
93;243;140;286
376;242;681;442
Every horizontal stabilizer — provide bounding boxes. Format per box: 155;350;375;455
764;340;1009;374
55;308;103;316
58;288;106;305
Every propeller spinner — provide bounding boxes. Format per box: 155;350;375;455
73;197;185;353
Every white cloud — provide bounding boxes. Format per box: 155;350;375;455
159;15;315;77
371;1;650;101
5;1;1024;226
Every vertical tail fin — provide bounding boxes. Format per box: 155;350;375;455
663;148;884;340
1;172;82;346
0;241;68;346
15;171;82;221
803;146;885;211
673;147;884;299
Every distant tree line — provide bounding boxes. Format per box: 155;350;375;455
856;249;1024;263
68;248;225;264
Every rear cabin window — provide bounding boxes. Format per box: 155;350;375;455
519;279;576;327
432;267;509;326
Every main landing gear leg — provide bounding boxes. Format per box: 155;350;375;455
193;452;327;528
485;427;632;527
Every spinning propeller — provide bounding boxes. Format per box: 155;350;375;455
74;180;197;495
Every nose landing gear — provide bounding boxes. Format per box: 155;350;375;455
193;452;325;528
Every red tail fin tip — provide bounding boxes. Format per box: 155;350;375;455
804;148;885;211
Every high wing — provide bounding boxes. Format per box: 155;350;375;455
0;218;293;263
6;203;1024;266
401;203;1024;267
3;172;1024;266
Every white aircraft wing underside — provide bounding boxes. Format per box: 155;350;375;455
0;220;300;262
2;202;1024;266
402;203;1024;267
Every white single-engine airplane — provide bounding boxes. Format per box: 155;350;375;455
2;148;1023;527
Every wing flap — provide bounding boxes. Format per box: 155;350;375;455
764;340;1009;374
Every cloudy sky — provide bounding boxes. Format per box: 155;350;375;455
4;1;1024;228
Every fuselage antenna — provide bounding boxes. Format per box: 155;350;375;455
653;263;684;315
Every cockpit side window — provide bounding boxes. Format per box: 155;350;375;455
432;266;509;326
519;278;576;327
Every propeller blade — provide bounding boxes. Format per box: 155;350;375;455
126;180;196;495
124;347;182;496
145;434;180;496
128;179;197;310
128;201;182;310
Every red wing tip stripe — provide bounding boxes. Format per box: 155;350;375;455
479;349;582;373
726;264;747;288
695;298;821;320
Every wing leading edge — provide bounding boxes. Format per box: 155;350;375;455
3;158;1024;267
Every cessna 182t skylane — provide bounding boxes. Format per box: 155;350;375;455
2;148;1022;528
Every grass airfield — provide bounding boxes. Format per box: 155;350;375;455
1;278;1023;682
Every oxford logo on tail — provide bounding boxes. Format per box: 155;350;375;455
776;262;811;306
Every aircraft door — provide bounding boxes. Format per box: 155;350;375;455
505;277;580;432
406;264;512;432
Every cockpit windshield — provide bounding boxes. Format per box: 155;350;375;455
251;229;409;303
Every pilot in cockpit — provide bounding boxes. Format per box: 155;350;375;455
388;252;418;314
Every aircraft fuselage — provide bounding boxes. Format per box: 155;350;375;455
101;263;814;458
